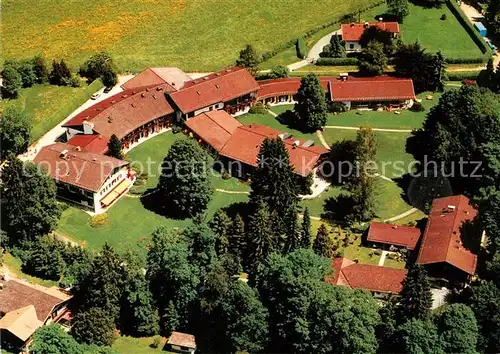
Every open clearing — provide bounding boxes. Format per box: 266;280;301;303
0;81;103;143
3;0;373;72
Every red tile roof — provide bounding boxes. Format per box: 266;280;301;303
185;110;242;151
0;279;70;322
257;76;415;103
66;134;109;154
367;222;421;250
169;67;260;114
330;76;416;102
168;332;196;349
33;142;129;192
341;22;400;42
121;67;190;92
220;124;328;177
64;87;174;140
417;195;478;275
328;257;407;294
184;112;327;177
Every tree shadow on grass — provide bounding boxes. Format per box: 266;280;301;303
139;187;189;220
322;193;357;227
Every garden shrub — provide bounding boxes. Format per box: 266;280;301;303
410;102;425;112
222;172;231;180
150;337;161;349
445;57;485;64
248;102;268;114
296;38;307;59
90;213;108;228
172;125;182;134
69;74;81;87
316;57;358;66
441;14;447;20
328;101;347;113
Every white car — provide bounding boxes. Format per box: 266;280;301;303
90;92;101;100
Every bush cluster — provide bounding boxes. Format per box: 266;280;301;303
445;57;487;64
249;102;268;115
410;101;425;112
316;57;358;66
90;213;109;228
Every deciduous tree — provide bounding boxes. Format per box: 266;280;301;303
158;139;213;218
49;60;71;86
79;52;118;87
31;324;81;354
387;0;410;22
32;54;49;83
1;64;22;97
394;319;439;354
435;303;478;354
236;45;260;76
0;106;31;157
1;156;61;245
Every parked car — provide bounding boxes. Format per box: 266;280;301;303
485;39;497;52
90;92;101;100
104;86;113;94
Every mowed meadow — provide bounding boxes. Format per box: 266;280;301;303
3;0;373;72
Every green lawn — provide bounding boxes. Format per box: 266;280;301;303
321;128;416;179
57;132;249;254
238;112;320;145
2;253;59;287
3;0;373;72
113;336;169;354
400;3;484;60
0;81;103;143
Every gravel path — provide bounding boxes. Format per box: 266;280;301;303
324;125;412;133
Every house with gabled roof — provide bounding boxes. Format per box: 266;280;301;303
341;21;400;52
366;222;422;251
0;275;72;350
327;257;407;297
416;195;480;283
33;142;134;213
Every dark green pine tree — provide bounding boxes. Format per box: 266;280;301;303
71;307;116;346
120;252;160;337
1;155;61;245
330;34;346;58
294;73;328;131
228;214;246;260
249;137;300;240
235;44;260;76
283;211;301;254
300;207;312;248
312;223;336;258
399;264;433;320
107;134;123;159
358;41;388;77
247;200;275;271
209;209;232;256
185;222;218;279
76;243;124;321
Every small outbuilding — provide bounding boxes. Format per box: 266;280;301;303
366;222;421;251
474;22;487;37
167;332;197;354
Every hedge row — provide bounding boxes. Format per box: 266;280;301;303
445;70;481;81
260;0;385;62
445;57;485;64
296;38;307;59
316;57;358;66
446;0;490;56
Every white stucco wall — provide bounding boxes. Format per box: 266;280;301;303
345;41;362;52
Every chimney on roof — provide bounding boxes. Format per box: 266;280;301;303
364;22;370;28
75;146;81;151
59;149;69;159
196;90;201;95
141;92;145;98
293;140;300;147
350;23;355;27
215;84;220;89
448;205;456;211
153;94;157;100
340;73;348;81
378;17;383;22
146;87;150;92
82;120;94;135
0;283;3;291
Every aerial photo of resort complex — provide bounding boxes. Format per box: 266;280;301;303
2;0;500;353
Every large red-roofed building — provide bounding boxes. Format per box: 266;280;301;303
185;110;328;177
257;76;415;110
327;257;407;296
416;195;480;282
33;142;134;213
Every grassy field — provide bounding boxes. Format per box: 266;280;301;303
3;0;374;72
57;132;249;254
399;3;483;59
113;336;169;354
0;81;103;143
321;128;415;179
2;253;59;287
